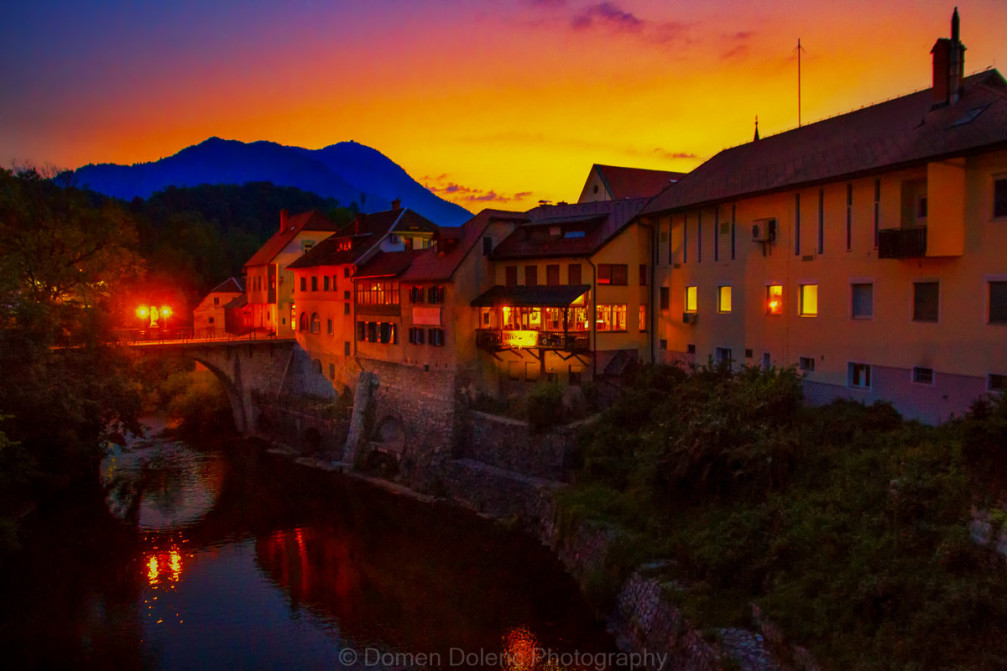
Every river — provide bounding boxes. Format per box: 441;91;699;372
0;423;625;670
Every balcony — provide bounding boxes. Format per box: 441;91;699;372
878;227;927;259
476;329;590;353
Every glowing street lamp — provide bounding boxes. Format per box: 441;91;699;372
136;304;171;328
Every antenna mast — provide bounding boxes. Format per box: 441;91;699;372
794;38;806;127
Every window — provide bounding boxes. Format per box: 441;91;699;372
912;367;934;385
597;264;628;285
506;266;518;287
848;362;872;389
995;178;1007;218
378;322;397;344
851;283;874;319
799;356;816;372
766;285;783;315
344;290;351;300
846;183;853;251
595;304;627;331
989;374;1006;392
327;318;333;335
639;264;647;285
525;266;538;287
685;286;697;312
687;344;696;354
303;240;315;253
311;276;318;292
344;303;350;315
366;322;378;342
344;342;351;356
568;264;582;285
299;312;307;332
356;281;400;306
208;316;214;324
482;236;493;255
717;285;732;313
329;363;336;380
546;265;560;286
989;281;1007;323
817;189;824;254
873;179;881;248
213;297;220;306
762;352;771;370
344;267;351;278
427;286;445;304
310;313;320;333
715;347;732;365
300;277;307;292
408;327;425;344
409;286;424;303
356;321;365;341
799;284;818;317
912;281;939;322
659;339;668;351
428;328;445;346
323;276;330;291
332;275;338;291
639;305;647;332
660;287;670;310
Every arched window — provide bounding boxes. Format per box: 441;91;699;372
298;312;307;332
310;312;321;333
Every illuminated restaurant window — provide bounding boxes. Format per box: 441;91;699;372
596;304;627;331
912;281;939;322
717;286;732;313
685;286;698;312
356;281;400;305
766;284;783;315
799;284;818;317
597;264;628;285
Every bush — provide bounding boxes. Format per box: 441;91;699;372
526;381;564;432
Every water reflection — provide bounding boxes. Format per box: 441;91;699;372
2;427;620;670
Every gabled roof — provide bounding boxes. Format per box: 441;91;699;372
491;199;647;260
224;294;247;309
208;277;243;294
591;164;685;200
399;209;527;282
470;284;592;308
354;250;426;279
286;208;438;270
643;70;1007;215
243;210;339;268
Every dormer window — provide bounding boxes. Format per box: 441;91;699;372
564;230;586;239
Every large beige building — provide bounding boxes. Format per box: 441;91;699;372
640;12;1007;422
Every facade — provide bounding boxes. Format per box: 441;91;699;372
192;277;243;337
641;12;1007;423
242;210;340;337
286;205;438;389
475;199;652;395
578;164;683;204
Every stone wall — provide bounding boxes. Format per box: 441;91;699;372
460;411;575;480
254;401;347;457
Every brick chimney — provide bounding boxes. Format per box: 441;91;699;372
931;7;966;107
392;197;402;211
279;209;289;233
353;212;366;235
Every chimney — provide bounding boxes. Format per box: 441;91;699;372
353;212;366;235
279;209;289;233
931;8;966;107
392;197;402;211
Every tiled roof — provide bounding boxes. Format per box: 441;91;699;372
209;277;243;294
354;250;427;279
286;208;438;270
491;199;647;260
594;164;685;200
243;210;339;268
400;209;528;282
470;284;592;308
224;294;247;309
643;70;1007;215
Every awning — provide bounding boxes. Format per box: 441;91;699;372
470;284;591;308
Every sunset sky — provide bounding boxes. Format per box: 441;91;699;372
3;1;1006;209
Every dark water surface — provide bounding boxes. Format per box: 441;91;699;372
0;428;622;670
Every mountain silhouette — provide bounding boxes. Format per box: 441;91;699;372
72;137;472;226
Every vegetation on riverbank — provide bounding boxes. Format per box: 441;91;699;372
558;364;1007;670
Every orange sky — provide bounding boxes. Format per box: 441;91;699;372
2;1;1005;209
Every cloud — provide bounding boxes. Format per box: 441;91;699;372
524;0;567;6
571;2;643;32
652;148;698;160
423;176;533;205
720;30;754;61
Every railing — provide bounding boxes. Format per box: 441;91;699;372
878;226;927;259
115;327;282;346
476;328;590;353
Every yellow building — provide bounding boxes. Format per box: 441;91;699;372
191;277;243;337
242;210;339;336
641;11;1007;423
474;199;652;395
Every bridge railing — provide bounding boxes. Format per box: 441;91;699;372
115;327;282;346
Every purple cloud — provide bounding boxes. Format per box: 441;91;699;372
572;2;643;32
653;148;698;160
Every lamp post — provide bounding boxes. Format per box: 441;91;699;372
135;304;172;340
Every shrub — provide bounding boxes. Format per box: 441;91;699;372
526;381;564;432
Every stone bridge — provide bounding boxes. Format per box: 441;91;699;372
128;338;334;435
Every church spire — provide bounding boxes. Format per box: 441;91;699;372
754;115;760;142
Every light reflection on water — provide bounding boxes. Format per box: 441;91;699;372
3;428;620;670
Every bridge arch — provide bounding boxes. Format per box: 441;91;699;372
190;355;250;434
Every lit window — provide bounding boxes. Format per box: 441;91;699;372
685;286;697;312
851;283;874;319
766;285;783;315
912;367;934;385
717;286;732;313
848;362;872;389
799;284;818;317
989;281;1007;324
639;305;647;332
597;264;628;286
913;281;939;322
595;304;627;331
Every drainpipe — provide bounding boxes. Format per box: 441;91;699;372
585;256;598;380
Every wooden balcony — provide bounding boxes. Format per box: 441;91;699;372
476;328;590;353
878;227;927;259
